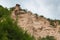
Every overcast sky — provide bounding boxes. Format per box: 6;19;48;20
0;0;60;20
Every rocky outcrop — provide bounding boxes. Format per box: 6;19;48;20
11;4;60;40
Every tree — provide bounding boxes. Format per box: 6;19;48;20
0;5;10;18
0;5;34;40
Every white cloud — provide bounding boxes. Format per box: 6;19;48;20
0;0;60;19
21;0;60;19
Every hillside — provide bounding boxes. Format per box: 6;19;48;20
11;4;60;40
0;5;34;40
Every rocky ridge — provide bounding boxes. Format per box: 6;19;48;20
11;4;60;40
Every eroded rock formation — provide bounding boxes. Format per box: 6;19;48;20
11;4;60;40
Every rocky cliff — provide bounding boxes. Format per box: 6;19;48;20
11;4;60;40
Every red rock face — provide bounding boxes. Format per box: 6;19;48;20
11;4;60;40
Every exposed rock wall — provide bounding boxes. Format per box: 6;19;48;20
11;4;60;40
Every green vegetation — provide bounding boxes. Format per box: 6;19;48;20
40;15;44;18
50;20;55;27
47;18;56;28
47;18;60;27
0;5;34;40
38;35;56;40
0;5;10;18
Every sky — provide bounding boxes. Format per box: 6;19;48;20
0;0;60;20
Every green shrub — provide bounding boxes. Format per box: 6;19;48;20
38;35;56;40
0;5;34;40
